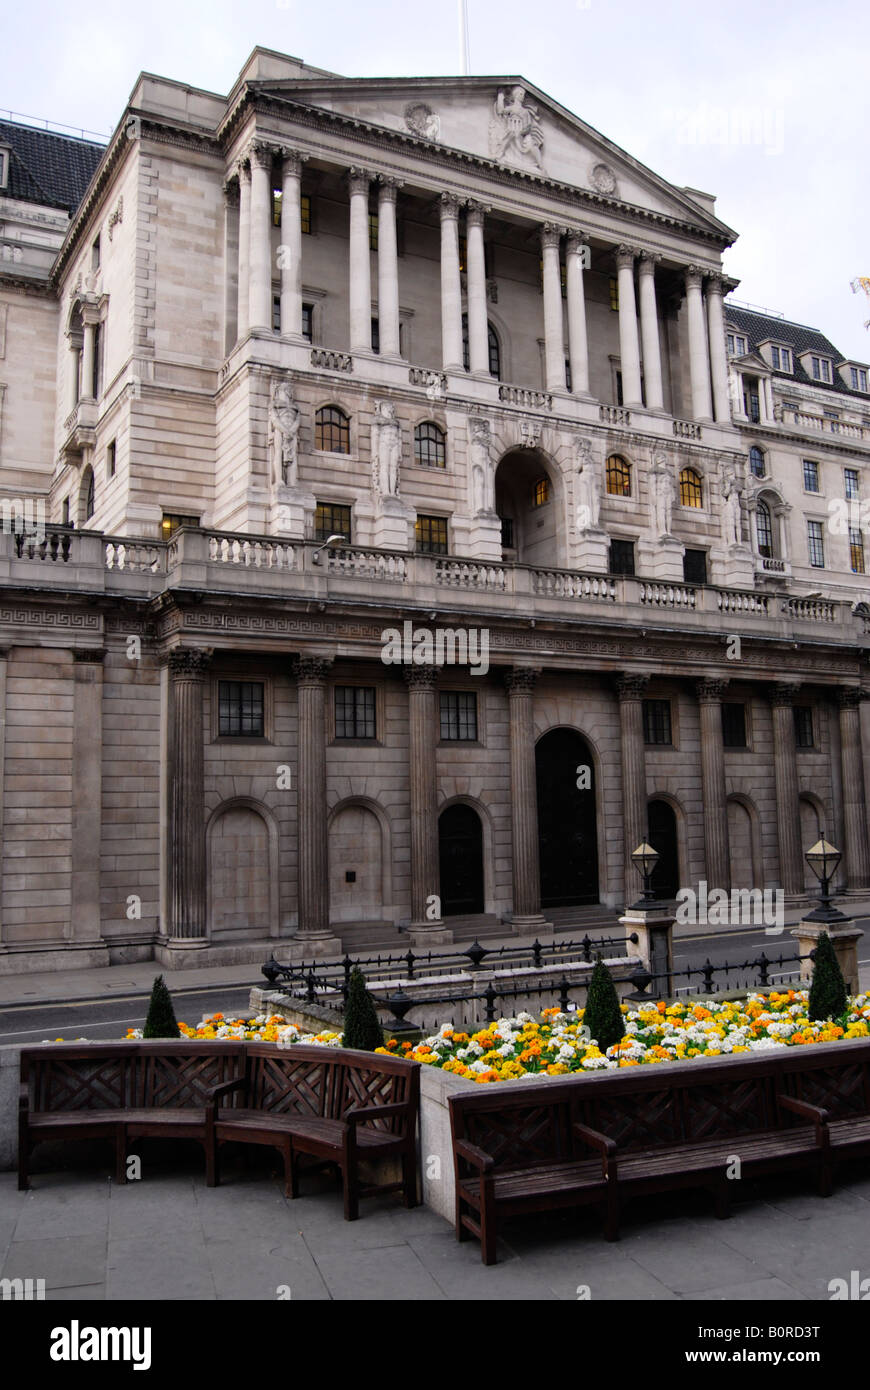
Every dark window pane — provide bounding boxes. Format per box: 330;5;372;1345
218;680;264;737
721;703;747;748
314;407;350;454
415;515;448;554
314;502;351;543
793;706;814;749
643;699;672;745
683;549;707;585
414;422;445;468
334;686;376;739
439;692;478;742
609;539;635;576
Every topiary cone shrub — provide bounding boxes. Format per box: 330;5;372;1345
808;932;848;1023
342;967;384;1051
143;974;181;1039
583;956;625;1054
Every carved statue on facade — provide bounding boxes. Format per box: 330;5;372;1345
403;102;441;142
469;418;495;514
650;451;676;537
371;399;402;498
268;378;300;488
574;437;601;531
721;462;743;547
489;86;544;169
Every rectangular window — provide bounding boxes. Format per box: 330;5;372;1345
793;706;814;749
850;366;868;392
440;691;478;742
314;502;351;543
272;294;281;333
533;477;550;507
458;234;467;274
771;345;780;369
803;459;820;492
643;699;672;746
727;333;735;354
371;317;380;354
850;527;865;574
609;277;619;311
811;356;831;383
807;519;825;567
91;323;102;398
770;345;791;371
415;515;448;554
334;686;376;740
218;680;265;737
609;539;635;576
106;439;116;479
682;548;708;585
91;235;101;271
721;703;747;749
845;468;860;500
302;303;313;343
274;190;312;231
565;358;571;392
368;212;378;252
161;512;200;538
500;517;514;549
301;194;311;235
736;336;747;354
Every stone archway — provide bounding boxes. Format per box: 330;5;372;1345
207;801;275;939
647;799;679;900
495;448;562;566
535;727;599;907
328;802;385;923
438;803;484;916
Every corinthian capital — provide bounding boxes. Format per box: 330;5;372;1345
540;223;565;250
439;192;463;219
347;167;373;196
249;141;276;170
279;148;308;178
168;648;212;680
615;673;649;701
770;682;801;707
292;656;334;686
695;678;729;703
504;667;541;695
684;265;704;291
836;685;865;710
466;199;490;227
402;666;439;692
638;251;662;273
377;174;403;202
705;271;725;296
615;244;637;270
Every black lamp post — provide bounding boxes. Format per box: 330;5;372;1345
630;835;660;910
804;833;848;925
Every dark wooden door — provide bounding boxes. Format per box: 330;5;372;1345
438;804;484;916
535;729;599;907
648;799;679;901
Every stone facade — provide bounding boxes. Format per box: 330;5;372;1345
0;49;868;974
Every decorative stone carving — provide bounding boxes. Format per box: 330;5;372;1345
650;451;676;538
168;648;211;679
837;686;865;709
107;196;123;241
468;418;495;515
615;673;649;700
402;666;439;691
696;678;729;702
292;656;333;685
371;400;402;498
771;682;802;706
520;417;542;450
720;459;743;547
504;667;541;695
404;102;441;142
574;437;601;532
590;162;617;194
489;86;544;169
268;378;300;488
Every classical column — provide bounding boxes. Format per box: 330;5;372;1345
706;273;731;423
222;178;239;353
403;668;443;933
248;143;274;333
67;336;82;411
838;688;870;892
71;650;105;944
279;149;305;338
616;674;649;906
466;201;490;375
377;176;402;358
168;649;210;940
80;314;98;401
293;657;334;939
439;193;464;371
505;668;547;927
685;266;713;422
695;679;730;891
565;232;590;397
348;167;372;353
638;254;664;411
770;683;804;896
541;224;566;393
0;650;5;946
236;159;251;341
615;245;643;407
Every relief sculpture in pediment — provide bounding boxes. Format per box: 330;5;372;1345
489;86;544;170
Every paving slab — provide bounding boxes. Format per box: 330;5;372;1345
693;1276;810;1301
106;1232;215;1301
204;1235;331;1301
12;1186;110;1241
108;1177;203;1238
2;1233;107;1290
307;1241;447;1301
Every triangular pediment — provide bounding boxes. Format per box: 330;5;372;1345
733;350;770;373
250;74;735;239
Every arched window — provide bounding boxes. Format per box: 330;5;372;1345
314;406;350;454
756;500;773;557
679;467;703;508
414;422;446;468
81;467;95;524
606;454;632;496
462;315;502;379
749;445;765;478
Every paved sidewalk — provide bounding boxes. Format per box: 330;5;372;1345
1;1152;868;1300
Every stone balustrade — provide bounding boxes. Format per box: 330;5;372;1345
599;404;631;426
638;580;697;609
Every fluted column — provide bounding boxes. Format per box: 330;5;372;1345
222;179;239;352
67;336;82;410
80;315;97;401
615;245;643;407
466;201;490;375
638;254;664;411
293;657;333;937
685;266;713;422
541;225;566;392
706;273;731;423
838;688;870;892
236;159;251;341
696;679;730;891
770;683;804;895
248;143;274;333
439;194;464;371
505;668;546;926
71;650;105;943
565;232;590;397
348;168;372;353
616;674;649;905
376;176;402;358
404;668;442;929
168;649;210;940
279;149;305;338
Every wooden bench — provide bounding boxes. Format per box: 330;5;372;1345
212;1044;420;1220
18;1042;246;1190
449;1040;870;1264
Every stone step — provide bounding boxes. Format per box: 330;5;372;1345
545;904;625;939
443;914;505;942
334;922;406;954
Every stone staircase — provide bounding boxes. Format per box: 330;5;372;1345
545;904;625;939
334;906;625;955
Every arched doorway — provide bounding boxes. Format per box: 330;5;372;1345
535;728;599;907
647;800;679;900
329;803;384;922
494;449;560;566
728;799;756;889
438;804;484;916
208;803;272;938
799;796;822;893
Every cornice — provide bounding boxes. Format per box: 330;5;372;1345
0;272;56;299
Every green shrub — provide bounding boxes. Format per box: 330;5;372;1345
342;967;384;1051
583;957;625;1054
807;932;848;1023
142;974;181;1039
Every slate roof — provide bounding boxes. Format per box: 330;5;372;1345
0;120;105;214
723;303;869;402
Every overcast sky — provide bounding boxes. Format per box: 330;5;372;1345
3;0;868;361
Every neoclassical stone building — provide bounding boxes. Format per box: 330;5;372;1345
1;47;869;973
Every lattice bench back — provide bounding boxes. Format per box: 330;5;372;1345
244;1044;420;1134
20;1043;247;1112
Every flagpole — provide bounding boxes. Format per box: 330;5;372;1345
458;0;470;75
